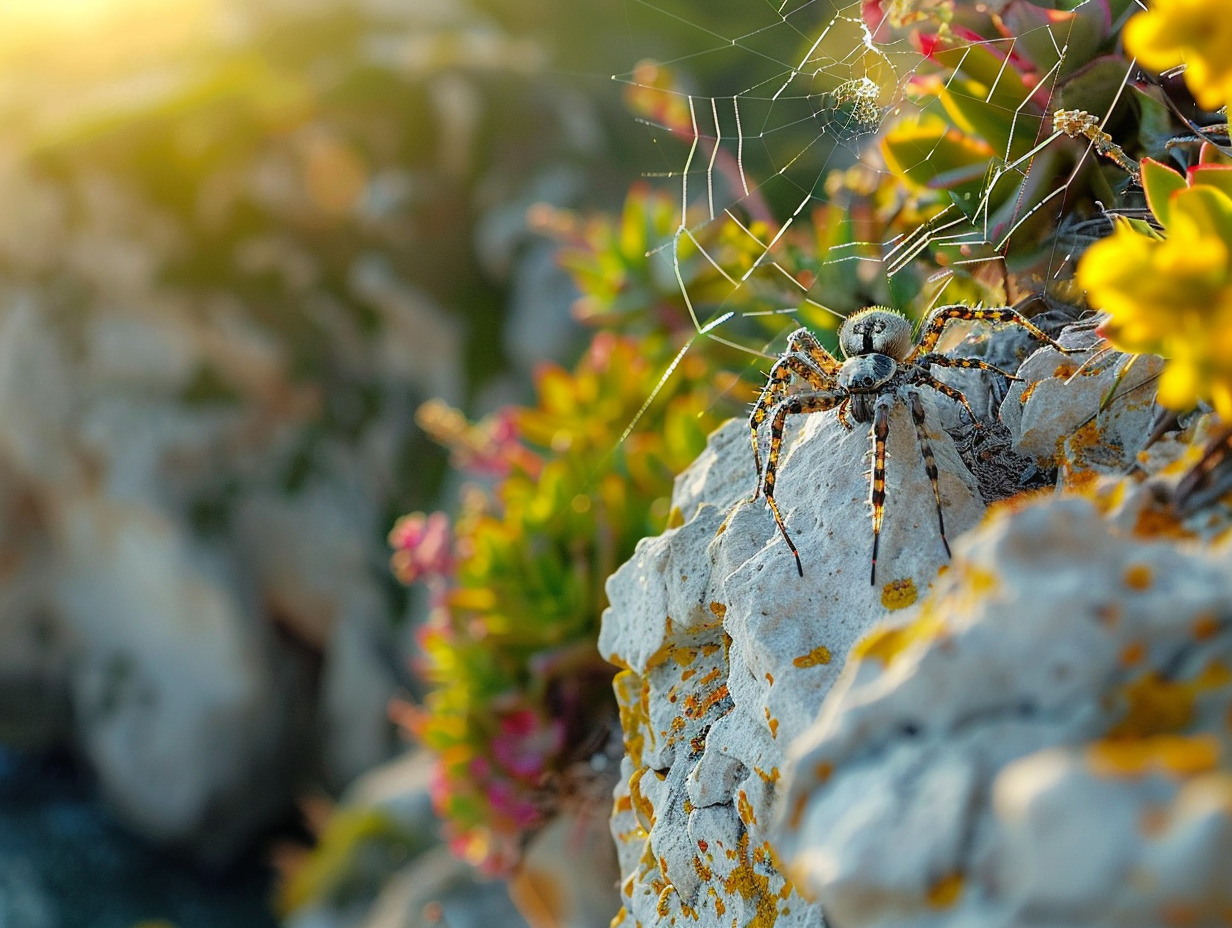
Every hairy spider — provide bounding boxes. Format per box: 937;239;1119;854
748;304;1076;584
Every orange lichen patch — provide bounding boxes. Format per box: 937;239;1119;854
699;667;722;686
690;733;707;755
713;892;726;917
614;794;633;814
697;838;709;853
736;789;758;826
1111;663;1232;738
655;885;675;918
1018;379;1040;406
765;706;780;739
1124;563;1154;591
813;760;834;784
881;577;918;611
700;642;722;657
680;668;697;681
787;791;808;830
1108;673;1196;737
852;613;945;668
1052;359;1080;379
683;799;694;814
765;672;775;685
1121;641;1147;667
1133;502;1196;540
755;766;780;786
1094;602;1123;626
926;872;964;908
611;904;631;927
1193;613;1221;641
792;645;833;668
683;684;730;720
693;856;713;882
670;715;686;734
1089;734;1221;779
709;601;728;619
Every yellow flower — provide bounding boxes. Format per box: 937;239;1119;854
1077;184;1232;419
1124;0;1232;112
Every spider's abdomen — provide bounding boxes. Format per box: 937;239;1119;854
838;306;913;360
838;352;896;393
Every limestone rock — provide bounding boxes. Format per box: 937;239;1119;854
601;378;987;926
776;461;1232;928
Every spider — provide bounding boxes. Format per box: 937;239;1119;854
748;304;1077;584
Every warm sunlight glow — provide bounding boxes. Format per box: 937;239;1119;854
0;0;217;70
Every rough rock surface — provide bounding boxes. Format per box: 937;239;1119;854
777;442;1232;928
602;323;1232;928
601;376;988;925
771;335;1232;927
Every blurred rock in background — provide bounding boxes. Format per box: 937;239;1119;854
0;0;670;921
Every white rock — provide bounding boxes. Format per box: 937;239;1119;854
603;381;987;926
777;476;1232;928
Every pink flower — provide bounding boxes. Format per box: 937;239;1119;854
462;407;527;478
389;511;455;585
490;708;565;780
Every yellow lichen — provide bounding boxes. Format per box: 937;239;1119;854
926;872;964;908
1110;662;1232;739
792;645;833;668
721;833;790;928
1124;563;1154;591
629;766;657;831
709;601;727;618
880;577;918;611
852;612;945;668
1088;734;1221;778
736;789;758;826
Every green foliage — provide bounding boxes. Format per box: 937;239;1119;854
879;0;1141;268
398;326;738;872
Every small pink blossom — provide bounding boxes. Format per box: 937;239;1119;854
389;511;455;585
461;407;528;478
490;708;565;780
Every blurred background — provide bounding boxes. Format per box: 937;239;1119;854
0;0;781;925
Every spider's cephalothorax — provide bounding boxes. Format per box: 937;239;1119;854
748;304;1077;584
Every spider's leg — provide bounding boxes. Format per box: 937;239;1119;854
917;372;979;425
786;326;841;377
762;390;841;576
836;397;854;431
907;305;1081;361
869;394;893;586
915;353;1022;381
908;389;951;561
749;351;834;499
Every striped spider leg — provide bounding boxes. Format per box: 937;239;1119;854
748;326;841;498
758;389;842;576
868;389;953;587
907;304;1079;362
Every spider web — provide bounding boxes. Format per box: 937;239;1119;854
615;0;1147;378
